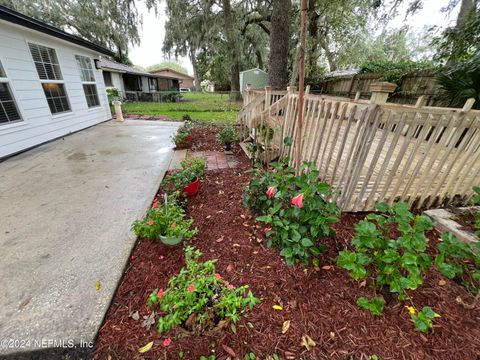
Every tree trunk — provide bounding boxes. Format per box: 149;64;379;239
307;0;319;77
269;0;291;90
256;49;264;70
445;0;477;66
222;0;241;99
189;47;201;92
319;35;337;72
456;0;476;28
289;45;301;86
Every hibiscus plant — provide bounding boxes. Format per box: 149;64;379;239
147;246;261;334
338;202;433;310
435;231;480;295
132;194;197;240
244;159;339;266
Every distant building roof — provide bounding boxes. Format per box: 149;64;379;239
149;68;194;80
0;5;114;56
324;69;359;78
240;67;267;75
99;59;182;79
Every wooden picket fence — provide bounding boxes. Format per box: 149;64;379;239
237;85;480;212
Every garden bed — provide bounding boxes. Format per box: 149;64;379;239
94;126;480;360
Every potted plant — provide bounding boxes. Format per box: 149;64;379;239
132;194;197;245
165;157;206;197
216;125;239;151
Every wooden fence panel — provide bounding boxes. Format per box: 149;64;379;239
237;89;480;211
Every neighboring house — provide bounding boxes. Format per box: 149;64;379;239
0;5;114;159
239;68;268;93
149;68;195;90
99;60;182;101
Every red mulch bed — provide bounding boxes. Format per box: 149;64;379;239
94;127;480;360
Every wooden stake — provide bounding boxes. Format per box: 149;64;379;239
295;0;308;173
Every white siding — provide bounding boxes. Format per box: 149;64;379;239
0;21;112;158
110;72;125;95
141;76;149;92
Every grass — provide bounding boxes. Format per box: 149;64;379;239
121;92;242;124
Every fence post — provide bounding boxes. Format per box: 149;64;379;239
354;91;361;101
244;84;252;106
265;86;272;108
369;82;397;104
415;95;427;108
287;86;296;94
462;98;476;112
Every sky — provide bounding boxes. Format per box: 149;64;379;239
128;0;460;75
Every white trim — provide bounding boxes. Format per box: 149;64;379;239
0;57;24;125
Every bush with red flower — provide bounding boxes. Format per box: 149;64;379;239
244;160;339;266
132;194;197;241
147;246;260;334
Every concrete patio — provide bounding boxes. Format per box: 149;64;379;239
0;120;180;358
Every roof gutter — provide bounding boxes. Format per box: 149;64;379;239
0;5;115;57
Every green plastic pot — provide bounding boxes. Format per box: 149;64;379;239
159;235;183;245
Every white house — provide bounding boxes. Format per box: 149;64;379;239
0;5;114;158
99;59;182;101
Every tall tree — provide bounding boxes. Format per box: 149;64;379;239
269;0;291;89
221;0;242;98
163;0;215;91
434;0;479;65
0;0;158;63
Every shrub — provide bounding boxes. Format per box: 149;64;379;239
244;160;339;266
132;195;197;240
435;232;480;295
147;246;261;334
164;157;205;193
359;59;439;86
106;87;120;103
338;202;433;305
171;127;191;149
437;55;480;109
217;125;239;144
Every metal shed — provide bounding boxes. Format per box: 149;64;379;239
239;68;268;93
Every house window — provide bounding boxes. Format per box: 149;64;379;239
75;55;100;108
83;84;100;107
103;71;113;87
42;83;70;114
29;43;71;114
0;60;22;124
28;43;63;80
149;77;158;91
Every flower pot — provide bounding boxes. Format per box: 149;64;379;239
224;142;232;151
159;235;183;245
182;177;199;197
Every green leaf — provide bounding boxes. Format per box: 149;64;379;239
337;251;356;269
301;238;314;247
356;297;370;309
256;215;272;224
402;253;418;266
356;296;384;316
283;136;293;146
436;262;460;279
375;202;390;213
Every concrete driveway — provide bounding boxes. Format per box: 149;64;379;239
0;120;180;358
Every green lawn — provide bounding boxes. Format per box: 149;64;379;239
122;92;242;124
